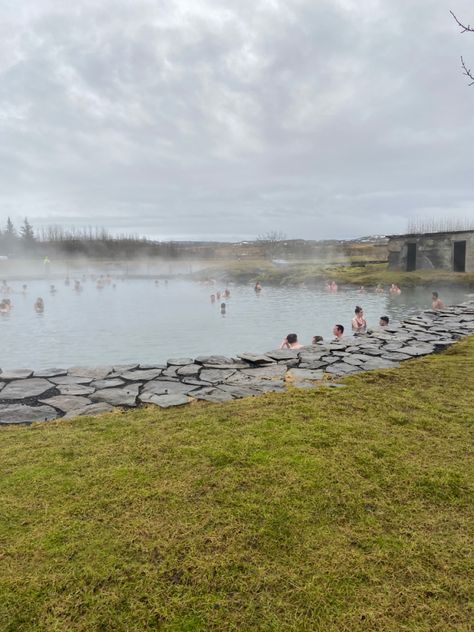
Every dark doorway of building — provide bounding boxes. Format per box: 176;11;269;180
453;241;466;272
406;243;417;271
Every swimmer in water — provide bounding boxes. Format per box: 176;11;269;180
330;281;338;292
352;305;367;332
22;284;28;294
332;324;344;341
375;283;384;294
210;294;216;303
34;297;44;312
379;315;389;327
280;333;303;349
220;302;226;315
254;281;262;292
0;299;10;314
50;284;57;294
432;291;445;310
223;288;231;298
312;335;324;344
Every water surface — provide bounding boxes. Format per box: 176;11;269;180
0;279;468;369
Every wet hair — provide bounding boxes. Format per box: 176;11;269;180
335;324;344;334
312;335;323;343
286;333;298;344
355;306;363;314
220;303;226;309
432;291;438;298
380;316;389;325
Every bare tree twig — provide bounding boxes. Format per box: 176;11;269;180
450;10;474;33
461;56;474;85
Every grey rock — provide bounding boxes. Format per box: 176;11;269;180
0;378;55;400
343;356;364;366
200;368;236;384
433;340;456;351
241;365;287;380
195;355;234;365
381;352;412;361
90;378;125;390
180;378;213;387
166;357;194;366
320;356;339;365
141;380;194;395
237;353;275;364
161;366;179;379
400;346;434;357
33;368;68;378
325;363;361;375
0;382;3;393
382;343;404;352
176;364;201;377
190;387;234;403
139;392;190;407
361;358;400;370
50;375;94;385
57;384;96;396
298;361;327;370
91;384;140;406
0;369;33;380
264;349;300;361
121;369;162;381
68;366;113;380
217;384;260;399
112;363;139;372
0;404;58;424
39;395;92;413
64;402;114;418
201;362;248;370
298;352;327;363
139;363;167;370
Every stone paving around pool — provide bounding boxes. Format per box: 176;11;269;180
1;300;474;424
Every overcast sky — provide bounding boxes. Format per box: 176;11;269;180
0;0;473;241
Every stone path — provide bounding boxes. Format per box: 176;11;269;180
1;300;473;424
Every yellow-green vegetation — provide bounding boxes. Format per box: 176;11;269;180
1;339;474;631
197;259;474;288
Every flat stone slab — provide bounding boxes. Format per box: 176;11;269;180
218;384;260;399
399;346;434;357
33;368;68;378
381;352;412;361
57;384;96;396
91;385;140;406
200;368;236;384
139;392;190;407
0;369;34;380
195;355;234;365
176;364;202;377
166;357;194;366
141;380;194;395
0;378;55;401
64;402;114;418
68;366;113;380
264;349;300;361
0;404;58;424
190;387;234;403
120;369;162;381
241;365;287;380
237;353;275;365
39;395;92;413
50;375;94;385
326;363;361;375
90;378;125;390
361;358;400;370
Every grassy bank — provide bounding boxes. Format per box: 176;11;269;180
196;260;474;288
1;339;474;631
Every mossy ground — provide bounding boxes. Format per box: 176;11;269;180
1;338;473;631
195;260;474;289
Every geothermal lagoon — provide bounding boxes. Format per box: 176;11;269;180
0;277;469;369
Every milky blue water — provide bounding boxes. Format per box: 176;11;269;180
0;278;468;369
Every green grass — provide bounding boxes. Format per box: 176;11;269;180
1;339;474;631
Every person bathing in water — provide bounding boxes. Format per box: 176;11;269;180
332;324;344;341
280;333;303;349
254;281;262;292
432;291;445;310
352;305;367;332
379;315;389;327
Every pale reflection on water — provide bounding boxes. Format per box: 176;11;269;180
0;279;469;369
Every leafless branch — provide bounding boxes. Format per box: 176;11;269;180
461;56;474;85
450;10;474;33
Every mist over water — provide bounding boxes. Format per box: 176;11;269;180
0;279;469;369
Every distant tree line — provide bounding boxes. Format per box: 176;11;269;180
0;218;182;259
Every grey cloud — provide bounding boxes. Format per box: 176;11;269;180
0;0;473;240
